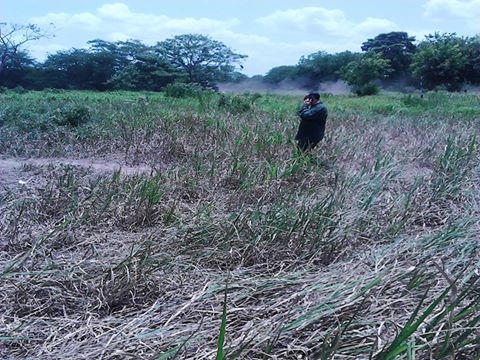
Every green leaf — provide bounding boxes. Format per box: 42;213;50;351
216;283;228;360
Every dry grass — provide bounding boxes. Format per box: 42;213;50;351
0;90;479;359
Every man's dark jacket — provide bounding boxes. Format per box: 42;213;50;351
295;102;328;143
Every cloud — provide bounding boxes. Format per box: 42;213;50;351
31;13;70;27
27;3;262;71
257;7;348;34
356;18;398;34
70;13;103;28
97;3;132;19
256;7;398;38
424;0;480;17
424;0;480;29
31;2;238;39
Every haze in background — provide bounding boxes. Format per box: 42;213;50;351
218;79;350;95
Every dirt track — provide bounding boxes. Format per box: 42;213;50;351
0;157;153;189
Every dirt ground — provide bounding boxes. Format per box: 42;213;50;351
0;156;153;189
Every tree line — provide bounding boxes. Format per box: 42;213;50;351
0;23;247;91
1;23;479;94
263;32;480;95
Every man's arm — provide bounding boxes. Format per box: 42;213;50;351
298;104;309;115
299;104;326;120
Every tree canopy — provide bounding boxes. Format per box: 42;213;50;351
339;52;392;95
361;32;416;76
155;34;247;87
0;23;51;75
297;51;360;85
411;33;468;91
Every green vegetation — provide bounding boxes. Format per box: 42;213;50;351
411;33;470;91
0;24;246;91
257;32;480;95
338;52;391;95
0;89;479;359
361;32;416;77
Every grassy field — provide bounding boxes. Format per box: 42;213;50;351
0;89;479;359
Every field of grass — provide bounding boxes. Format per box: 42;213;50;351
0;89;479;359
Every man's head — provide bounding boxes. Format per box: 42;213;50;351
303;92;320;105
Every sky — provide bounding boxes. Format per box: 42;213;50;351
2;0;480;75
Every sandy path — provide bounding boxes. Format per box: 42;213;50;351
0;157;153;189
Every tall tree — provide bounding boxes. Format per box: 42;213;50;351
108;53;177;91
339;52;392;95
42;48;116;90
88;39;178;90
0;49;36;87
0;23;51;75
264;65;298;85
155;34;246;86
463;35;480;85
410;33;467;91
361;32;416;76
88;39;150;72
297;51;360;85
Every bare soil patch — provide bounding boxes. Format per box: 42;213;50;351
0;156;152;190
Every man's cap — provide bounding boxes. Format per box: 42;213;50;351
307;92;320;100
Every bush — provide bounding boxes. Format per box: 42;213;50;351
42;88;64;94
244;92;263;102
353;83;379;96
217;94;253;113
12;86;27;94
401;94;426;107
54;105;92;127
164;82;204;98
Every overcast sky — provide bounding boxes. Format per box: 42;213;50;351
3;0;480;75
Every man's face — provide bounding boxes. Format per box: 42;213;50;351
304;96;318;105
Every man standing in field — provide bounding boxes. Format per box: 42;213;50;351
295;92;328;152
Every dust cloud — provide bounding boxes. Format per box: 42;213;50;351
218;79;350;95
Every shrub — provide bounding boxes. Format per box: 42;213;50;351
217;94;253;113
401;94;426;107
55;105;92;127
12;86;27;94
42;88;64;94
164;82;204;98
353;83;379;96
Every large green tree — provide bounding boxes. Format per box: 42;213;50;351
339;52;391;95
361;32;416;76
296;51;360;85
0;49;36;87
463;35;480;85
411;33;467;91
88;39;150;72
155;34;246;87
42;48;117;90
108;53;177;91
0;23;51;87
88;39;178;90
264;65;298;85
1;23;43;73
